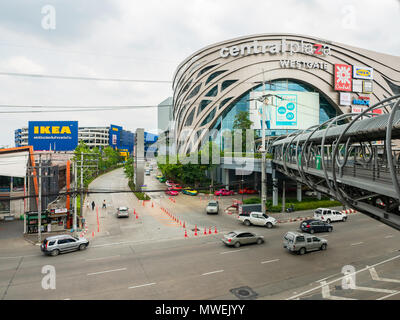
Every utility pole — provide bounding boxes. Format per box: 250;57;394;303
282;180;286;213
37;154;42;243
261;70;267;215
73;159;77;236
80;152;84;220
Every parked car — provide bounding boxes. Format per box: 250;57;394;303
300;219;332;234
238;212;277;228
214;188;234;196
166;180;175;187
171;184;182;191
222;230;264;248
165;188;179;196
116;206;129;218
314;208;347;223
182;187;198;196
206;200;219;214
156;174;163;179
41;235;89;256
145;169;150;176
283;231;328;255
238;188;258;194
159;177;166;183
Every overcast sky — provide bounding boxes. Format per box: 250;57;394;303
0;0;399;147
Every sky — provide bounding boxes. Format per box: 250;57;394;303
0;0;399;147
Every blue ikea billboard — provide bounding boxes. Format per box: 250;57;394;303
28;121;78;151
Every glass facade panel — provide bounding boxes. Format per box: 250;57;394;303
221;80;238;91
197;99;212;116
186;83;201;100
197;65;218;78
185;109;195;126
201;108;216;126
206;70;227;84
205;85;218;97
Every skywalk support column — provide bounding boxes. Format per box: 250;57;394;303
297;183;302;202
272;168;278;206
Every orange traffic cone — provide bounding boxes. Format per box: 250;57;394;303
204;227;207;235
183;221;186;228
209;227;212;234
152;202;154;208
194;225;198;236
184;229;188;238
214;226;218;234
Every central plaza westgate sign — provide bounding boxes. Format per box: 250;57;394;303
219;39;331;58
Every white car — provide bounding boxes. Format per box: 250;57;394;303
117;207;129;218
314;208;347;223
238;212;277;228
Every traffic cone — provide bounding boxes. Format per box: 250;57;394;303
152;202;154;208
184;229;188;238
92;231;94;237
194;225;198;236
136;214;138;219
134;209;136;215
183;221;186;228
209;227;212;234
214;226;218;234
204;227;207;235
179;220;182;226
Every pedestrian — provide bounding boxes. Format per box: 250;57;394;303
102;200;106;209
91;201;95;211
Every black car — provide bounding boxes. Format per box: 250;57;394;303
300;219;333;234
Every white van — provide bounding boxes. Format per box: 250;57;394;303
314;208;347;223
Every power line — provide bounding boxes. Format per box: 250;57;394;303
0;71;172;83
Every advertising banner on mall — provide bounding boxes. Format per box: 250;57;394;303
109;124;122;148
334;64;352;91
28;121;78;151
353;65;373;80
249;91;319;130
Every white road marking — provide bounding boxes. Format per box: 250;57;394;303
351;242;364;246
87;267;127;276
128;282;156;289
369;266;400;283
353;286;396;294
286;254;400;300
220;249;247;254
377;292;400;300
385;235;394;239
202;270;224;276
261;259;280;264
86;255;120;262
320;281;355;300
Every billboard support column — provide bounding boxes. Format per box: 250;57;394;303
134;128;145;192
38;154;42;243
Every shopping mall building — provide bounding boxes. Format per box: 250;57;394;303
171;33;400;154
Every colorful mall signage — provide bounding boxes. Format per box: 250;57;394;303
353;65;373;80
334;64;352;91
220;39;331;58
352;96;370;106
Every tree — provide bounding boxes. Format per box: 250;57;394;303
232;110;254;153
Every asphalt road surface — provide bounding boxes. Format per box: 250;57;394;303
0;166;399;300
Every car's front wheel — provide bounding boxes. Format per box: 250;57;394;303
244;220;251;226
321;243;327;250
327;219;331;224
342;217;347;222
266;222;273;229
328;227;333;232
256;238;263;245
310;229;315;234
79;244;87;251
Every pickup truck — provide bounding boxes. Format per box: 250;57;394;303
238;212;277;228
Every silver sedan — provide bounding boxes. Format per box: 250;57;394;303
222;230;264;248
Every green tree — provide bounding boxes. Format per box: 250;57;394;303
232;110;254;153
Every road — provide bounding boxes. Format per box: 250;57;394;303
0;166;399;300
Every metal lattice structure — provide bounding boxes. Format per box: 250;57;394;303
272;94;400;230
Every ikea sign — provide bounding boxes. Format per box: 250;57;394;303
353;65;373;80
28;121;78;151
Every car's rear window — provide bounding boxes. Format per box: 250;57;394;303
284;233;294;243
295;236;305;242
48;241;56;246
315;209;322;214
227;232;237;237
208;203;217;206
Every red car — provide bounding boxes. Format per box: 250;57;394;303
239;188;258;194
165;188;179;196
171;184;182;191
214;189;234;196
